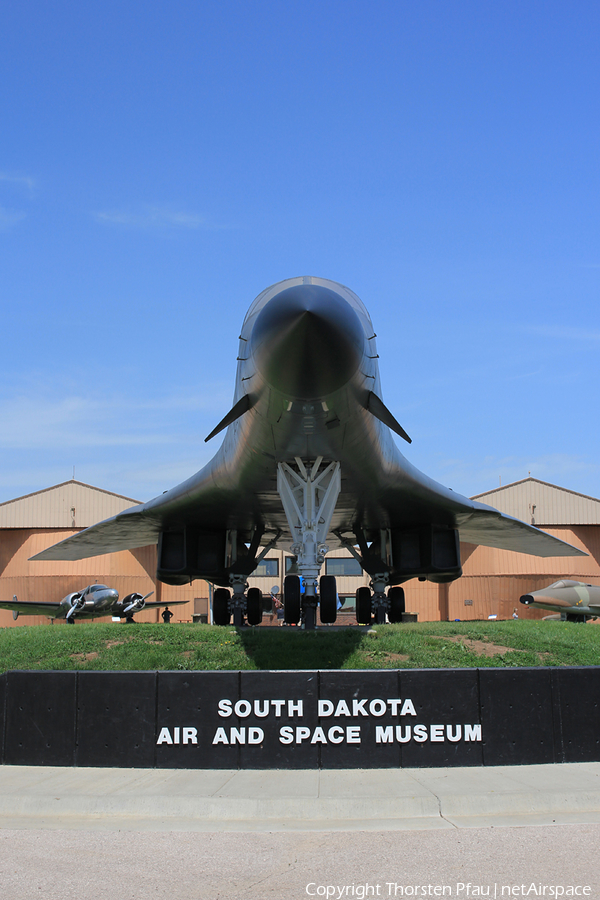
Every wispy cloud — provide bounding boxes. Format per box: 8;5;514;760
0;207;27;229
0;379;231;452
0;380;229;502
93;205;208;230
434;453;600;499
528;325;600;343
0;172;36;193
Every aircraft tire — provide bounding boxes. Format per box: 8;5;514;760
284;575;301;624
213;588;231;626
246;587;263;626
319;575;337;624
388;586;405;623
356;586;372;625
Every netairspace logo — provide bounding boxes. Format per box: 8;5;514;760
304;885;593;899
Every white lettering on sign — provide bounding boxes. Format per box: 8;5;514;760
212;726;264;745
217;698;304;718
157;695;481;752
279;725;362;744
317;698;417;717
156;726;198;745
375;724;482;744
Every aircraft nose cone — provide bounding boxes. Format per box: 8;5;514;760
250;284;365;398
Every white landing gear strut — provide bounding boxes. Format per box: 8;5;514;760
277;457;341;630
371;572;390;624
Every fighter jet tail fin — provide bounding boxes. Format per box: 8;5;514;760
205;394;254;443
364;391;412;444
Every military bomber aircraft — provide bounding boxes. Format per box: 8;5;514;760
31;277;586;629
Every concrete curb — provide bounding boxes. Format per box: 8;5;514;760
1;762;599;831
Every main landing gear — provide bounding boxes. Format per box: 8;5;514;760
356;580;405;625
212;581;264;627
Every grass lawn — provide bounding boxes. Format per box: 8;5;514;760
0;619;599;671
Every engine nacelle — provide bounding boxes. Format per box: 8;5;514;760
390;525;462;583
121;593;146;614
63;591;88;620
70;593;86;610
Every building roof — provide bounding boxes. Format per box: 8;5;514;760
0;481;141;530
472;477;600;526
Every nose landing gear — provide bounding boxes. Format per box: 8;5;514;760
283;573;339;628
277;457;342;631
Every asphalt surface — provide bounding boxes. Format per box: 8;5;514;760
1;824;599;900
1;764;599;899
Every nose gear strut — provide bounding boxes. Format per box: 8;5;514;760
277;457;341;630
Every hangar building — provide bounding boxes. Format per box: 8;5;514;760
1;476;598;626
0;481;205;627
405;477;600;622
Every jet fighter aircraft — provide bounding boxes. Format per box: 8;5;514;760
520;580;600;622
0;584;186;623
32;277;585;629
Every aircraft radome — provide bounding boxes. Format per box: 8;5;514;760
0;584;186;624
32;277;586;629
520;580;600;622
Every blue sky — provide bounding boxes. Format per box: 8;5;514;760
1;1;599;505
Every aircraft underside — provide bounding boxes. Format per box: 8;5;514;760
156;453;464;629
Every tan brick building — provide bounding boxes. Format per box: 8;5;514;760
0;481;207;627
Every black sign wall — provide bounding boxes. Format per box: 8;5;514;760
0;667;599;769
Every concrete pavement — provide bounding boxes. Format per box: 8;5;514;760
1;762;600;831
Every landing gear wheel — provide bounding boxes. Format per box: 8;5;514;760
246;587;263;626
388;586;405;623
284;575;301;624
213;588;231;626
67;618;75;625
356;586;372;625
319;575;337;624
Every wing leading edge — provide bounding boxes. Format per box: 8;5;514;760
456;503;586;557
31;508;161;562
0;600;63;616
30;490;586;563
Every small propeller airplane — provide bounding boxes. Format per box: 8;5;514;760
520;580;600;622
0;584;187;623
